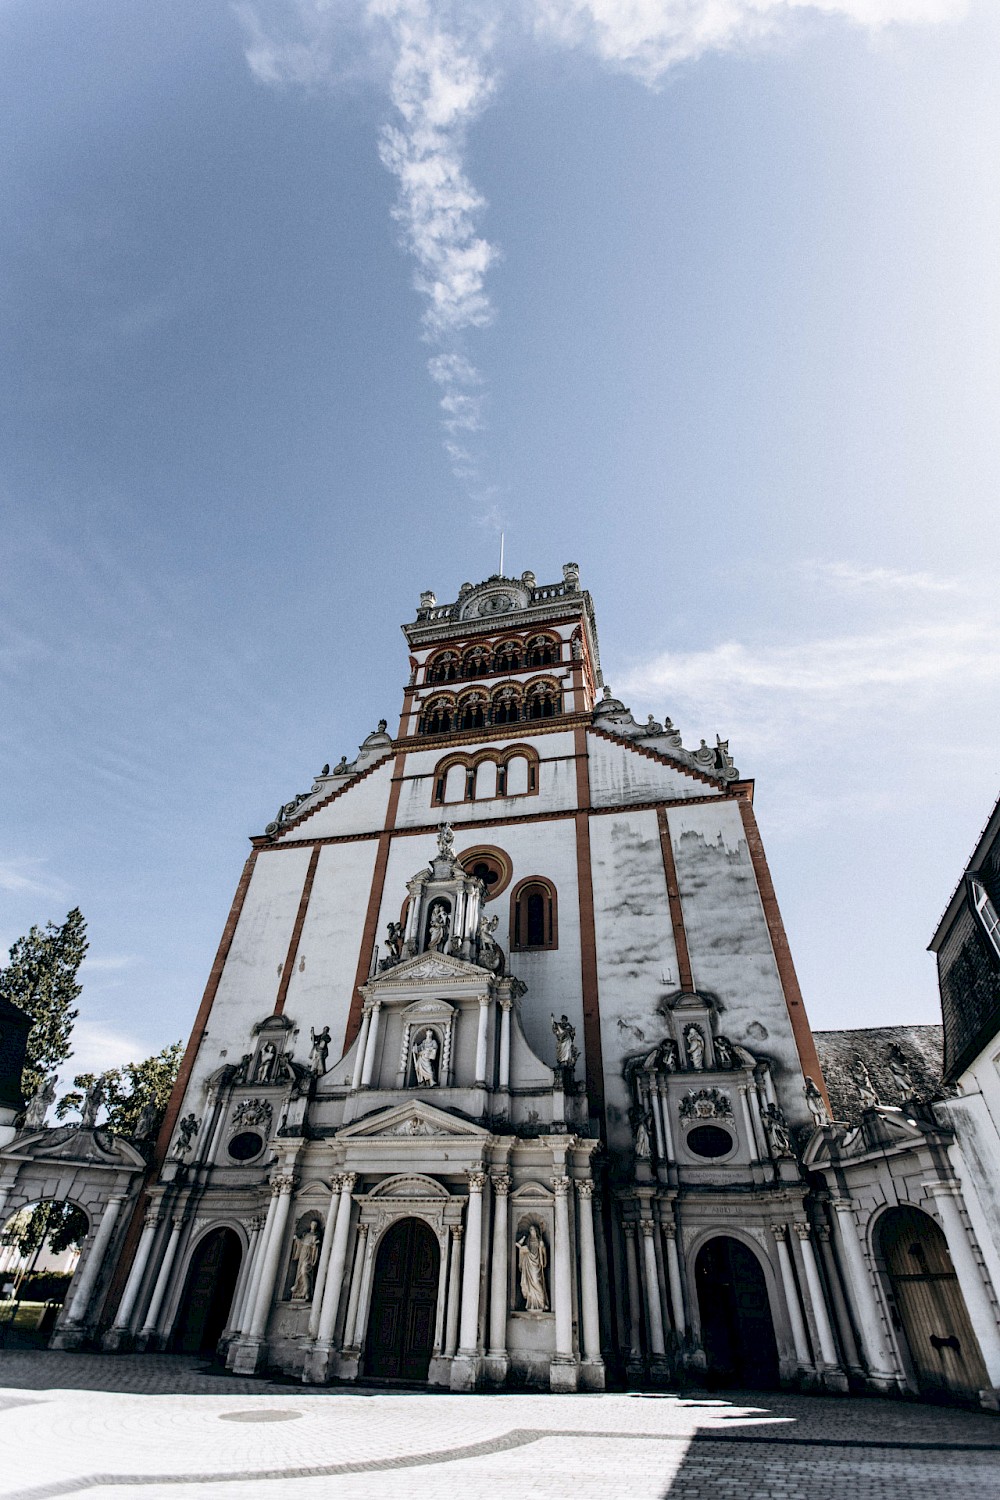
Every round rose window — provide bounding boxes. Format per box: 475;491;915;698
228;1130;265;1161
685;1125;734;1159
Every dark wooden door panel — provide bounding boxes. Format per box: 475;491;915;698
366;1218;440;1382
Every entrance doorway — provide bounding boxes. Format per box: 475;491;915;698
876;1205;989;1400
0;1199;87;1348
365;1217;439;1381
695;1235;780;1389
173;1227;242;1355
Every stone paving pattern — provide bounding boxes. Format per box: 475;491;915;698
0;1353;998;1500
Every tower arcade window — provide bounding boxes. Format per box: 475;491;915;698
525;681;561;720
420;698;454;734
526;634;558;667
511;878;558;951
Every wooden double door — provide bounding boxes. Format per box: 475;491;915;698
365;1217;439;1382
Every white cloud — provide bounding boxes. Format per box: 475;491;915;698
803;560;960;593
80;954;138;974
0;858;69;901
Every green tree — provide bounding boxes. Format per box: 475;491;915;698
3;1201;88;1264
56;1041;183;1138
0;908;87;1100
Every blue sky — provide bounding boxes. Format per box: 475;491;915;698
1;0;998;1083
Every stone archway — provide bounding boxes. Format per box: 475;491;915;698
364;1217;440;1381
695;1235;780;1389
875;1205;989;1400
172;1226;243;1356
0;1198;89;1347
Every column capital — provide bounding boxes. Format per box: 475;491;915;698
772;1222;789;1242
793;1222;812;1242
575;1179;595;1200
499;996;513;1012
329;1173;343;1193
356;1220;369;1238
490;1173;511;1196
249;1213;268;1232
271;1172;297;1195
623;1222;636;1241
922;1178;961;1200
450;1223;465;1242
340;1172;358;1193
660;1219;676;1241
477;993;491;1008
815;1222;831;1243
551;1175;571;1197
640;1219;655;1239
467;1170;486;1193
142;1211;162;1230
171;1214;188;1232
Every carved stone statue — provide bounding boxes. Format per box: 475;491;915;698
412;1029;439;1087
437;822;455;858
713;1035;736;1069
478;912;505;975
515;1223;549;1311
255;1041;278;1083
23;1076;56;1131
684;1024;706;1070
803;1075;831;1125
657;1038;679;1072
383;921;405;965
134;1100;162;1140
289;1218;322;1300
427;902;450;953
333;756;349;775
762;1102;792;1157
79;1078;105;1129
551;1013;578;1069
856;1063;880;1109
308;1026;331;1076
377;719;387;734
634;1113;652;1160
887;1047;915;1098
173;1112;199;1157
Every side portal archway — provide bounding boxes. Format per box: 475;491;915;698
172;1227;243;1355
695;1234;780;1389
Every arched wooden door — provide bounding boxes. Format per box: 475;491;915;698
173;1227;242;1355
877;1206;989;1399
365;1218;439;1381
695;1235;780;1389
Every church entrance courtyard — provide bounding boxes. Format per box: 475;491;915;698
1;1352;998;1499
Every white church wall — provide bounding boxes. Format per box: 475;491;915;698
667;802;806;1115
392;733;580;828
589;808;679;1151
276;839;381;1052
587;734;723;807
277;759;393;841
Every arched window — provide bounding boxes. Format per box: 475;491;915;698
511;878;557;951
494;640;521;672
526;634;558;667
421;698;453;735
463;645;491;678
459;846;512;899
426;651;459;684
505;754;533;795
525;681;561;720
458;692;487;731
491;685;521;725
474;761;498;799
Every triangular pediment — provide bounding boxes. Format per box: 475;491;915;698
336;1097;491;1141
367;950;488;989
6;1125;146;1169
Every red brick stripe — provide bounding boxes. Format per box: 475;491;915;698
657;807;694;992
273;844;321;1016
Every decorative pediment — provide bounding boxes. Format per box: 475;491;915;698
366;950;487;989
335;1098;491;1142
10;1125;146;1169
369;1173;450;1199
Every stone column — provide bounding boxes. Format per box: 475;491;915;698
445;1225;463;1356
648;1080;667;1160
245;1172;295;1342
829;1196;898;1384
234;1192;279;1341
313;1174;357;1348
640;1220;666;1358
109;1210;161;1338
139;1213;185;1341
737;1085;759;1161
360;1003;381;1087
576;1181;602;1365
64;1192;125;1328
308;1175;343;1339
551;1176;574;1370
661;1218;686;1337
925;1181;1000;1386
657;1079;676;1162
816;1220;862;1372
352;1009;371;1088
498;1000;512;1091
342;1222;369;1349
458;1171;485;1355
773;1224;810;1365
475;997;490;1085
746;1083;768;1158
794;1223;839;1368
433;1229;450;1355
230;1215;267;1335
488;1174;511;1360
623;1223;643;1362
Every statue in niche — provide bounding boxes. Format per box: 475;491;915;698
515;1223;549;1311
803;1075;831;1125
412;1029;439;1087
289;1218;322;1300
308;1026;331;1076
684;1024;706;1070
427;902;450;953
437;822;455;858
762;1102;792;1157
173;1113;199;1157
551;1014;578;1069
79;1078;105;1129
633;1111;652;1160
713;1035;736;1069
23;1076;56;1131
255;1041;278;1083
856;1063;880;1109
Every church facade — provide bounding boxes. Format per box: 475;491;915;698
43;564;1000;1403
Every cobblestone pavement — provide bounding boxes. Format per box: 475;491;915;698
0;1352;998;1500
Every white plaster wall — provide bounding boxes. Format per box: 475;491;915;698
182;846;314;1103
667;801;806;1119
587;734;721;806
276;840;381;1063
394;732;579;828
942;1047;1000;1286
589;809;679;1150
277;759;393;841
373;818;582;1070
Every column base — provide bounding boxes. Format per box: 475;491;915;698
49;1324;87;1352
549;1357;580;1393
482;1353;509;1387
427;1354;453;1388
978;1387;1000;1412
648;1355;673;1388
818;1365;849;1394
338;1347;362;1382
302;1342;336;1385
449;1353;482;1391
135;1330;167;1353
228;1337;267;1375
101;1327;135;1353
578;1357;606;1391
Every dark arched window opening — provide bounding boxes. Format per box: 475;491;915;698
527;636;557;667
460;700;486;731
492;691;520;725
427;653;459;684
463;646;490;678
526;687;560;720
421;702;453;735
494;643;520;672
511;879;557;951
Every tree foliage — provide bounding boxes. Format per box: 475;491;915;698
0;908;87;1100
55;1041;183;1137
2;1201;88;1261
